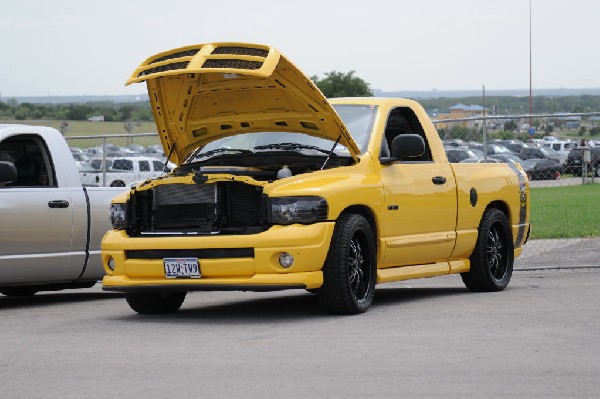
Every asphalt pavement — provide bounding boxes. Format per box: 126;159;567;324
516;237;600;269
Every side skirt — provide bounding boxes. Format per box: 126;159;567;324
376;260;470;284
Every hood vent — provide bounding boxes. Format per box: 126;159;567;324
137;61;190;78
211;46;269;57
201;59;263;70
150;49;201;64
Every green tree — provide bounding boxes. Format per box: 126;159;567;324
448;125;470;140
590;127;600;136
66;105;93;120
492;130;515;140
311;71;373;98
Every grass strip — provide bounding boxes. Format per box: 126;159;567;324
530;184;600;238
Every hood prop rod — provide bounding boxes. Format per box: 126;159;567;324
163;143;177;173
321;135;342;170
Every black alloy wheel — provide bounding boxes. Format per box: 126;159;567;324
317;213;376;314
462;208;514;292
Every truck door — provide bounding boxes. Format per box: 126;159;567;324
378;107;458;267
0;134;74;284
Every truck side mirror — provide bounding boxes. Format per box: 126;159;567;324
381;134;426;164
0;161;17;185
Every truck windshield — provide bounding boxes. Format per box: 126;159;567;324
186;105;378;163
332;104;377;152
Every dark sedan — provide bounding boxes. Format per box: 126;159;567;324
521;158;564;180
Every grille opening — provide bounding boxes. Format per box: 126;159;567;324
127;182;266;236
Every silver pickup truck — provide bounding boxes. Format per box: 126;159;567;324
0;124;125;296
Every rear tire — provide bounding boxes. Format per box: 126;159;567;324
0;287;38;296
125;291;187;314
461;208;513;292
317;214;376;314
110;180;126;187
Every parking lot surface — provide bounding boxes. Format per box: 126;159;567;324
1;269;599;398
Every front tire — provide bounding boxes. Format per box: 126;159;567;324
125;291;187;314
317;214;376;314
461;208;513;292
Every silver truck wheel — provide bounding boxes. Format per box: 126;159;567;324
125;291;187;314
461;208;513;292
317;214;376;314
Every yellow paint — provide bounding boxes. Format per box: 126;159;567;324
103;43;530;293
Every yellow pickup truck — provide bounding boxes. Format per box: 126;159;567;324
102;42;530;314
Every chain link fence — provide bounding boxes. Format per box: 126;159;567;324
66;133;169;187
66;113;600;267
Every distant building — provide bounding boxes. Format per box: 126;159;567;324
433;103;488;130
448;103;487;117
588;116;600;127
88;115;105;122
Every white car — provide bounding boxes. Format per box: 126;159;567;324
80;156;172;187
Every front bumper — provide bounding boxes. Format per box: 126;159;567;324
101;222;335;292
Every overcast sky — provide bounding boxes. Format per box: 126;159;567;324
1;0;598;97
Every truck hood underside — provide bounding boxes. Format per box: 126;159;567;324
126;42;360;164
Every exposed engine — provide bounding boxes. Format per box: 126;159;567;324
126;181;267;237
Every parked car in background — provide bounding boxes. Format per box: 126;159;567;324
542;140;577;153
489;154;525;165
444;148;484;163
521;159;564;180
459;158;502;163
468;143;513;156
80;156;172;187
442;139;466;148
542;140;577;162
520;146;566;164
565;147;600;177
500;140;527;155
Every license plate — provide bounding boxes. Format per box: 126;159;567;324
164;258;201;279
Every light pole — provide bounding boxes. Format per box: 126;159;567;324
529;0;533;128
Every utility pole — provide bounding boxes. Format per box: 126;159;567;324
529;0;533;128
483;85;487;161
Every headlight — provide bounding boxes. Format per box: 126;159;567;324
270;196;328;225
110;203;127;230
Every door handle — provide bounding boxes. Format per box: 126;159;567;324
432;176;447;185
48;200;70;208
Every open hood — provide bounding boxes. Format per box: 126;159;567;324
126;42;360;164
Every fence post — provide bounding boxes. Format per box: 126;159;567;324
102;136;107;187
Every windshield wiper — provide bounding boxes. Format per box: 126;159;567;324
254;142;335;156
192;148;253;161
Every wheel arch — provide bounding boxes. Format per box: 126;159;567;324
485;200;510;224
338;205;378;242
